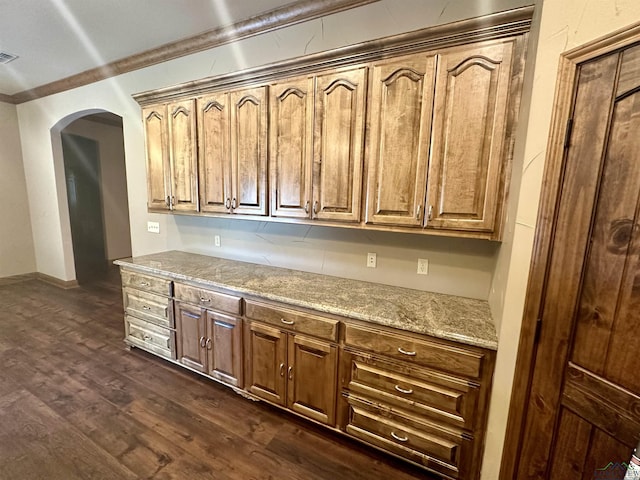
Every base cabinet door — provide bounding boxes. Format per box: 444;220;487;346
245;321;287;406
175;302;207;372
206;311;243;388
287;334;338;425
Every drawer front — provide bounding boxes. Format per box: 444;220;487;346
174;282;242;315
344;324;484;378
345;396;469;478
348;357;478;429
123;287;173;328
121;270;172;297
125;315;175;360
245;300;339;342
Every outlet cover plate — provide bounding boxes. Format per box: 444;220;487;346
147;221;160;234
417;258;429;275
367;252;377;268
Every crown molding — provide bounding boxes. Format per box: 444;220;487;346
9;0;380;104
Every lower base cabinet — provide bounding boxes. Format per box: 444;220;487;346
244;320;338;425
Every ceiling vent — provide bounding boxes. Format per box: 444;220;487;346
0;52;18;64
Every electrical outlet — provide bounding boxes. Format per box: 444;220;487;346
417;258;429;275
147;221;160;234
367;252;377;268
214;235;221;247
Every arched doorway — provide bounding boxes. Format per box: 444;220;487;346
52;110;132;284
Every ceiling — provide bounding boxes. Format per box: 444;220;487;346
0;0;299;97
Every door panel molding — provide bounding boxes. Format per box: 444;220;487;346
500;23;640;480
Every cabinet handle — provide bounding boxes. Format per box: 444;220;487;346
142;305;151;311
397;347;416;356
140;282;150;287
199;336;206;348
166;196;170;207
279;363;285;377
142;334;151;341
391;431;409;443
428;205;433;221
171;195;176;206
288;366;293;380
200;297;211;303
416;205;422;220
225;197;231;210
206;338;212;350
304;201;310;214
280;318;295;325
394;385;414;395
231;197;237;210
313;200;318;215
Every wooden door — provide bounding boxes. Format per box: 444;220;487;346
313;67;366;222
229;86;268;216
206;311;243;388
198;93;231;214
175;302;207;373
515;43;640;478
365;53;436;227
167;100;198;211
142;105;170;211
270;76;314;219
245;321;287;406
287;334;338;425
61;133;107;283
426;40;514;233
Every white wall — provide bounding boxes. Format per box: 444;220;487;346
0;101;35;277
481;0;640;478
63;117;132;261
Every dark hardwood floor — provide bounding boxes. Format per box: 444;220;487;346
0;271;436;479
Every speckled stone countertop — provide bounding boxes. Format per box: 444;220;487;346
115;251;497;350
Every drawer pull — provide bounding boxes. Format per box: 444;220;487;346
200;297;211;303
397;347;416;356
199;336;206;348
394;385;414;395
142;334;151;341
279;363;285;377
391;431;409;443
140;282;150;287
281;318;295;325
142;305;151;311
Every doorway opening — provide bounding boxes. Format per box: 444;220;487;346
57;112;132;284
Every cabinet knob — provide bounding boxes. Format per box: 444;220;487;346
394;385;414;395
397;347;416;357
391;431;409;443
281;318;295;325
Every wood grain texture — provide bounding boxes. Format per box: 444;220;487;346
121;269;173;296
206;311;244;388
245;321;288;406
547;409;592;479
0;275;434;479
174;281;242;315
167;99;198;211
174;301;207;372
142;105;171;212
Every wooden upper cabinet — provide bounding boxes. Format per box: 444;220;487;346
270;76;315;219
198;93;231;214
313;67;367;222
426;40;515;234
142;105;171;211
365;53;436;227
229;86;268;216
168;100;198;212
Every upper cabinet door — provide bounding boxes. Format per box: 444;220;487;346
142;105;171;211
198;94;231;214
426;40;514;234
270;77;314;219
229;86;268;216
365;53;436;227
168;100;198;212
313;67;367;223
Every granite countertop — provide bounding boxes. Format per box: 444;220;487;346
115;251;498;350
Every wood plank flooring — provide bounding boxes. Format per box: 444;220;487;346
0;272;436;479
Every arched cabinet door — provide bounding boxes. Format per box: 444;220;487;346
142;105;171;211
168;99;198;212
426;40;515;235
365;53;436;227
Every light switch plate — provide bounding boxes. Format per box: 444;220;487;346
214;235;221;247
147;221;160;234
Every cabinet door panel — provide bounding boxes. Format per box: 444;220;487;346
314;67;366;222
207;311;243;388
270;77;314;218
168;100;198;211
366;53;436;226
427;40;514;233
288;334;338;425
198;94;231;214
230;86;268;216
175;302;207;372
245;322;287;406
142;105;170;211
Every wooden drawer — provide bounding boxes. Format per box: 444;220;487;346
174;282;242;315
345;395;471;479
121;269;172;297
123;287;173;328
245;300;339;342
124;315;175;360
347;354;478;430
344;324;484;378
